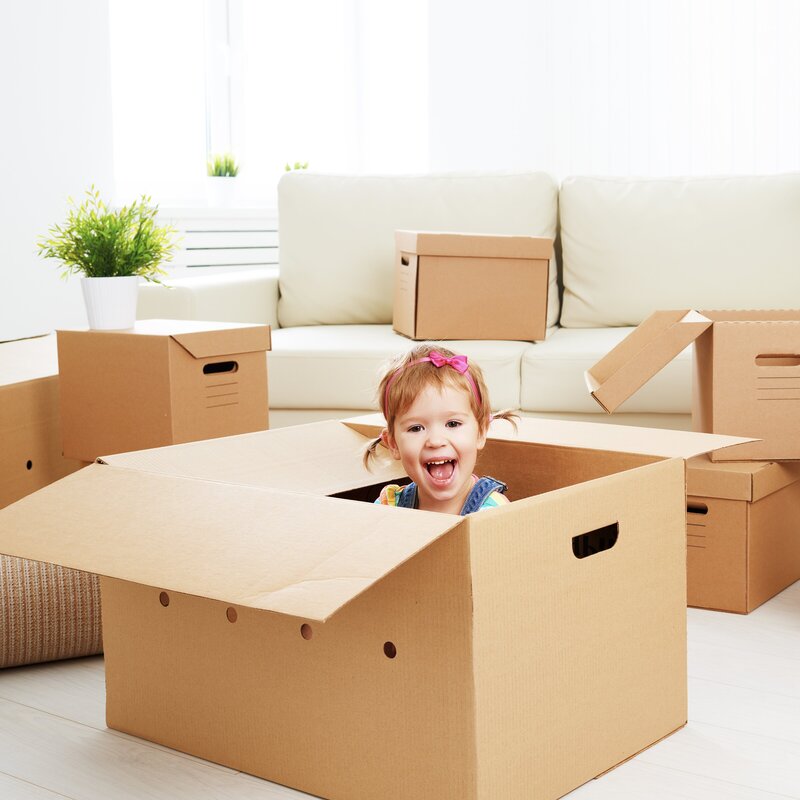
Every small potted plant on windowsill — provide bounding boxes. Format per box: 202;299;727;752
38;187;178;330
207;153;239;207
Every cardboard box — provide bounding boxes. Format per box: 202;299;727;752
393;231;553;341
57;319;271;462
686;455;800;613
0;417;747;799
0;334;82;508
585;309;800;461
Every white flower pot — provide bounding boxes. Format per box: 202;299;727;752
206;176;238;208
81;276;140;330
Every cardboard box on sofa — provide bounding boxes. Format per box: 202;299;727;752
0;417;746;800
585;309;800;461
0;334;82;508
686;455;800;613
57;319;271;462
393;231;553;341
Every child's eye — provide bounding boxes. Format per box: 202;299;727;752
407;424;424;433
446;420;463;428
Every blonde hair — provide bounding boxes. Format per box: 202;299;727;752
363;344;518;468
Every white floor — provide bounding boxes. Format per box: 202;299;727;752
0;583;798;800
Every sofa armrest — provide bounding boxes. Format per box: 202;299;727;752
137;267;280;327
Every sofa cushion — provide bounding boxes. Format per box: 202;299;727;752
277;171;559;330
560;173;800;327
268;325;530;411
521;327;692;414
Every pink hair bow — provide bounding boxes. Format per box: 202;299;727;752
428;351;469;373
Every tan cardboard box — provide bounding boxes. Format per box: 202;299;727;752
585;309;800;461
0;417;747;800
0;334;82;508
57;319;271;462
393;231;553;341
686;455;800;613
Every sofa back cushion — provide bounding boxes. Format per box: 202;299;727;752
277;171;559;329
560;173;800;327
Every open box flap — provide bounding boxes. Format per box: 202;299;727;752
101;420;407;496
584;310;712;413
395;230;554;260
126;318;271;358
344;413;753;460
0;464;460;622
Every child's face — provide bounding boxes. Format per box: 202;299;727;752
383;383;486;514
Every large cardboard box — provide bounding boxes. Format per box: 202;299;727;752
585;309;800;461
393;231;553;341
0;334;82;508
0;417;746;799
686;455;800;613
57;319;271;462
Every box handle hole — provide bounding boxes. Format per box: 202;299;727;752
755;354;800;367
383;641;397;659
26;460;32;470
400;256;409;266
572;522;618;559
203;360;238;375
687;502;708;515
159;591;170;607
301;623;313;640
226;607;238;623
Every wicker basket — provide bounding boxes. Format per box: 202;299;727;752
0;556;102;669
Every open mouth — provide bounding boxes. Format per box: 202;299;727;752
425;458;456;483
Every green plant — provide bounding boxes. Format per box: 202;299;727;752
207;153;239;177
285;161;309;171
37;187;178;283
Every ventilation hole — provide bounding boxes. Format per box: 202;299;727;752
383;641;397;659
159;591;170;607
226;607;238;623
301;623;313;640
26;460;32;470
687;502;708;515
572;522;619;559
203;360;238;375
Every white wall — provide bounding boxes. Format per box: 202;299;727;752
0;0;114;340
428;0;800;178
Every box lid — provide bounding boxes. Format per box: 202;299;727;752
101;421;407;496
344;414;752;460
395;230;554;260
64;319;272;358
585;309;713;413
687;454;800;501
0;462;460;622
0;333;58;387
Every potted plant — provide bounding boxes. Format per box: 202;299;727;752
38;187;178;330
207;153;239;207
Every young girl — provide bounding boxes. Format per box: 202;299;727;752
365;344;517;515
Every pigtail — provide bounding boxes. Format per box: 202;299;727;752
489;409;520;433
362;436;384;470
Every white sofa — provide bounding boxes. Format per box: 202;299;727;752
139;171;800;429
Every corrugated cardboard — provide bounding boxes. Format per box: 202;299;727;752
586;309;800;461
393;231;553;341
686;455;800;612
0;334;82;508
57;319;271;462
0;417;749;800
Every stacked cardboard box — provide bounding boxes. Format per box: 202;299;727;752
393;231;553;341
586;309;800;612
57;319;271;462
0;416;746;799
